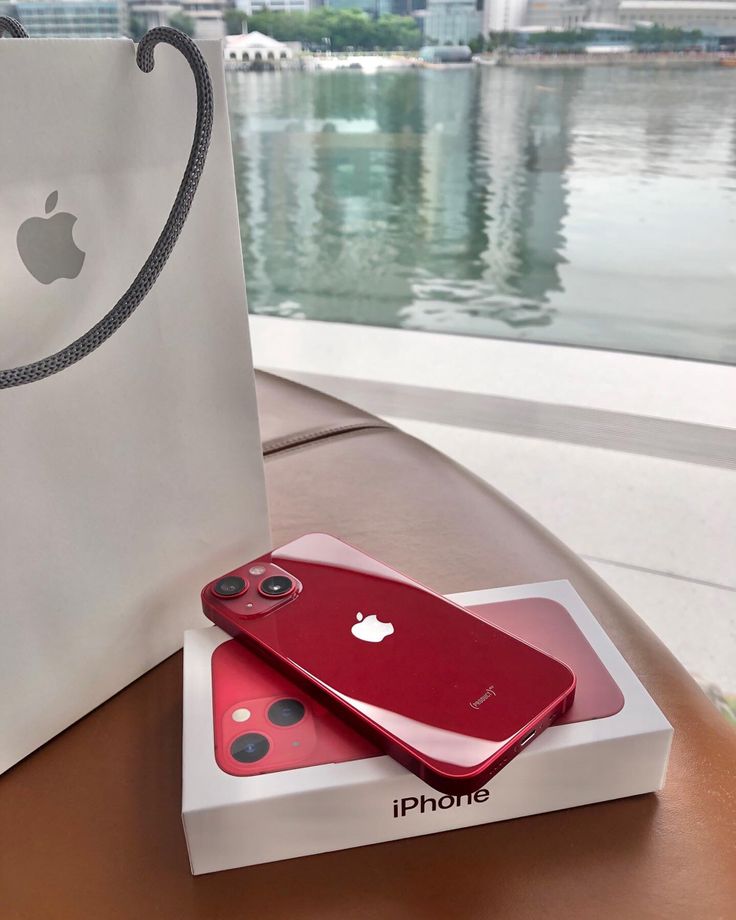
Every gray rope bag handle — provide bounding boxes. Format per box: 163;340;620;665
0;21;214;388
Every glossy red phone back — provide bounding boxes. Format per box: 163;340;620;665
212;597;622;778
212;639;378;777
202;534;576;793
468;599;624;725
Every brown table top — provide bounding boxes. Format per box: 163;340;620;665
3;373;734;919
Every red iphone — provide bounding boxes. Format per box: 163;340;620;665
212;638;378;777
202;533;576;794
211;596;623;780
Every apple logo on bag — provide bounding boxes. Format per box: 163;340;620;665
351;612;395;643
17;191;86;285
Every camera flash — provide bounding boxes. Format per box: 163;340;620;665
232;708;251;723
249;565;266;576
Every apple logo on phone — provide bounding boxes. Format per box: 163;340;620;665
17;191;86;285
351;612;394;643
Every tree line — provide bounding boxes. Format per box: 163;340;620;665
226;9;422;52
130;13;707;54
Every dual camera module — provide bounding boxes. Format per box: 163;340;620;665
213;566;301;764
230;698;306;764
213;573;295;600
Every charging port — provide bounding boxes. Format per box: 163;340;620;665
519;729;537;748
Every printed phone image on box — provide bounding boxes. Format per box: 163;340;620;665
212;640;378;777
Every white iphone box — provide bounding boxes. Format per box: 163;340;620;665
182;581;672;875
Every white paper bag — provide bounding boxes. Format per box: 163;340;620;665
0;33;270;772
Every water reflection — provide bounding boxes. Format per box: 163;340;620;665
228;66;736;363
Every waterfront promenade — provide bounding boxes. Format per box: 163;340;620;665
490;50;732;67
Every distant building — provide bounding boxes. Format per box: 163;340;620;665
182;0;224;38
126;1;178;32
483;0;526;32
320;0;394;15
392;0;426;12
12;0;127;36
187;0;225;38
523;0;587;29
516;0;736;35
234;0;311;13
422;0;482;44
224;29;294;64
585;0;622;22
617;0;736;35
128;0;225;39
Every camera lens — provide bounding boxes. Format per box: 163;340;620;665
258;575;295;598
230;732;270;763
267;698;305;727
213;575;247;598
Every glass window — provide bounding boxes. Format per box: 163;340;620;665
227;63;736;364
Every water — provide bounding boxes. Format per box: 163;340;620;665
227;66;736;364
